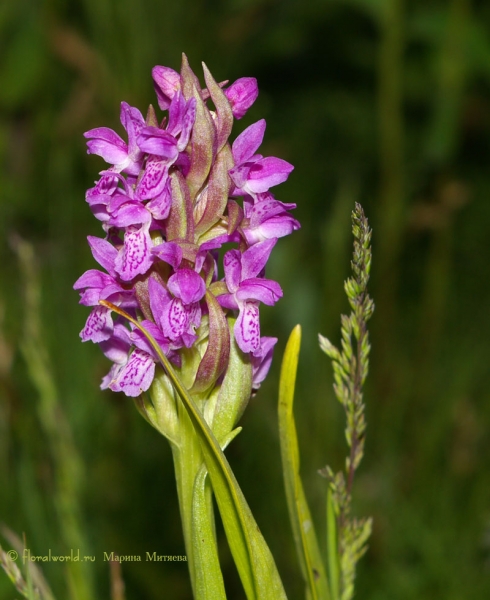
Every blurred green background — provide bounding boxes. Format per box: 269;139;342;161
1;0;490;598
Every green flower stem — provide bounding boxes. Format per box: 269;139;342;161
326;489;340;600
171;403;206;597
148;372;226;599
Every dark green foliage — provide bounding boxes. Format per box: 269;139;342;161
1;1;490;598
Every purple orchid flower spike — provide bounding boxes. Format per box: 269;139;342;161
224;77;259;119
229;119;294;199
84;102;145;176
76;57;298;402
217;238;283;353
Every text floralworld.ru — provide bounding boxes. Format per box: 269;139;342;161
21;549;187;564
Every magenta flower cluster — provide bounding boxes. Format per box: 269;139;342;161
74;56;299;397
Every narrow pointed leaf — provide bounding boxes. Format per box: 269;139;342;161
192;428;241;600
212;317;253;441
195;145;233;237
167;170;195;242
278;325;330;600
181;54;217;200
191;291;230;394
202;62;234;153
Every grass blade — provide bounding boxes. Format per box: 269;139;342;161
278;325;330;600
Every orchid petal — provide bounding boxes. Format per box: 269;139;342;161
99;323;131;363
235;301;260;353
241;238;277;280
137;158;169;200
109;348;155;397
110;201;151;227
151;242;183;269
146;178;172;220
245;214;300;245
235;278;282;306
223;249;242;293
251;336;277;388
84;128;128;166
132;320;170;358
245;157;294;193
152;65;181;110
80;306;113;343
237;278;283;306
168;268;206;305
137;127;179;160
73;269;114;292
87;236;118;277
224;77;258;120
162;298;189;340
232;119;266;164
148;277;172;330
114;225;153;281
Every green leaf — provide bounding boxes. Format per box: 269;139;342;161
202;62;233;153
192;428;241;600
211;317;253;442
180;54;217;201
191;291;230;394
278;325;331;600
100;301;287;600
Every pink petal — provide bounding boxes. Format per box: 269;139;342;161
237;278;283;306
224;77;258;119
151;241;183;269
109;348;155;397
216;292;238;311
131;320;170;358
223;249;242;293
251;336;277;388
73;269;113;292
246;157;294;193
161;298;189;340
110;201;151;228
241;238;277;280
137;127;178;160
148;277;172;329
152;66;181;110
137;158;169;200
146;178;172;220
245;214;300;245
84;127;128;166
168;269;206;305
177;97;196;151
80;306;113;343
114;225;153;281
99;323;131;363
87;236;118;277
232;119;266;164
235;301;260;354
